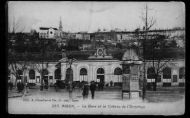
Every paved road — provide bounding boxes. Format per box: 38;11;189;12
7;86;185;115
8;85;185;102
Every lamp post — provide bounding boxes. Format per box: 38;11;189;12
142;5;148;100
67;58;76;100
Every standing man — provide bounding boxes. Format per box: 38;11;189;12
90;81;96;99
82;83;89;99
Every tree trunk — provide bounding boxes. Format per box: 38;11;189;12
40;72;43;91
153;75;157;91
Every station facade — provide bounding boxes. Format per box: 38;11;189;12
8;48;185;87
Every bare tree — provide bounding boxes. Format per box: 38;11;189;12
9;16;25;33
32;39;50;91
140;4;172;91
8;50;30;86
140;4;157;98
147;34;171;91
33;61;49;90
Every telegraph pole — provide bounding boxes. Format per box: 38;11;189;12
40;38;44;91
142;4;148;100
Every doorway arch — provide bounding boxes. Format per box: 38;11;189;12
80;68;87;82
97;68;105;83
55;68;61;80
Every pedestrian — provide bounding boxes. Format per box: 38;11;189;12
90;81;96;99
110;81;113;87
82;83;89;99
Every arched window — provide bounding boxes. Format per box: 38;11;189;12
114;67;122;75
163;67;171;79
179;67;185;79
147;67;155;79
80;68;87;75
114;67;122;83
80;68;87;81
29;69;35;79
97;68;105;83
97;68;104;74
55;68;61;80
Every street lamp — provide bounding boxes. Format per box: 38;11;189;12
67;58;77;100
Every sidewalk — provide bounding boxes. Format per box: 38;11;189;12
8;89;33;98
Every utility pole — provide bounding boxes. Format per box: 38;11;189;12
142;4;148;100
40;38;44;91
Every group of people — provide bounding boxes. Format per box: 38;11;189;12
82;81;96;99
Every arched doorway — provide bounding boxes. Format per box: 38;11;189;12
55;68;61;80
97;68;105;84
80;68;87;82
42;69;49;87
29;69;35;84
114;67;122;86
147;67;155;89
147;67;155;79
163;67;171;87
66;68;73;83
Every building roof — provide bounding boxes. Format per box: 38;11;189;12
39;27;58;30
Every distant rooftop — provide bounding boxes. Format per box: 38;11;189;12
39;27;58;30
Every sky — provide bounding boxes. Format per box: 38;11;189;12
8;1;185;33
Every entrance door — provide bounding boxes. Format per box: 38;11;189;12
97;68;105;83
163;67;172;87
97;75;104;83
